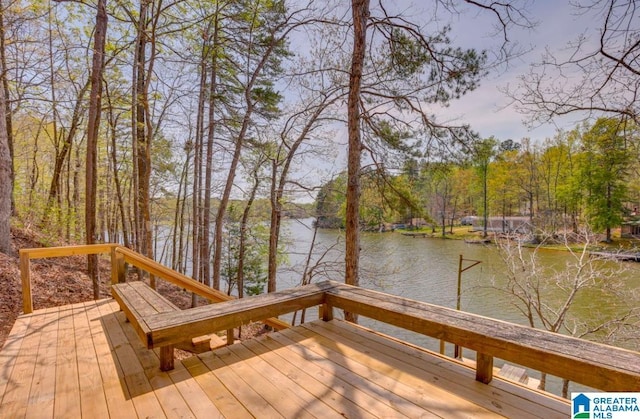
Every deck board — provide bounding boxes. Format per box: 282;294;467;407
292;323;494;418
324;319;568;416
0;299;570;418
92;299;138;419
244;336;368;418
24;307;58;418
1;303;50;418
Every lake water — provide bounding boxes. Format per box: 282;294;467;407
279;218;640;324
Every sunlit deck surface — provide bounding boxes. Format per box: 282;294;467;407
0;299;569;418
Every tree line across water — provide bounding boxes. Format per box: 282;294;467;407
317;118;640;243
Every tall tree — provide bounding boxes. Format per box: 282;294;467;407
473;137;497;237
0;44;9;253
581;117;632;242
211;0;289;290
344;0;368;316
267;88;341;292
340;1;530;300
85;0;108;298
132;0;153;263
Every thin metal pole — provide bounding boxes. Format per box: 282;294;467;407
455;254;482;359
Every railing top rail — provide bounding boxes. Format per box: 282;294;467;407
19;243;289;330
19;243;117;259
324;281;640;392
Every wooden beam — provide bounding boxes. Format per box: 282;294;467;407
321;303;333;321
476;353;493;384
324;282;640;391
159;345;174;371
112;248;125;285
146;282;334;347
21;243;115;259
19;251;32;314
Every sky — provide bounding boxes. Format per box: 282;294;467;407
436;1;597;143
288;1;602;195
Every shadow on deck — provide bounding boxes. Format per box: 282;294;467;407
1;299;568;418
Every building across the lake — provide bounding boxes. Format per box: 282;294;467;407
621;219;640;238
472;216;533;234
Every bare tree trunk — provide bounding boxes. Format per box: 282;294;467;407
0;45;9;253
344;0;369;322
202;15;220;287
191;31;208;305
212;120;249;290
43;5;61;225
132;0;157;280
267;99;336;293
0;0;14;217
43;80;90;225
172;143;191;271
73;147;81;239
237;166;261;299
105;85;130;248
86;0;107;299
268;159;280;292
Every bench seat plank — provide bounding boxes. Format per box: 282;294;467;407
145;281;333;348
324;283;640;391
111;282;179;348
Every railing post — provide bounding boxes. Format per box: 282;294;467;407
114;249;126;284
20;251;32;314
110;246;118;285
320;303;333;321
476;352;494;384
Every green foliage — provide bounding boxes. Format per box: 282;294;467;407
389;28;430;77
315;174;347;228
313;119;640;239
371;120;421;157
221;205;268;296
580;118;632;239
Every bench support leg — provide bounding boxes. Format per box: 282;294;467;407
476;352;493;384
321;303;333;321
160;345;174;371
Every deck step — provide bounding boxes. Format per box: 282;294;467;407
500;363;529;383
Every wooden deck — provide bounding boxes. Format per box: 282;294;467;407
0;299;569;418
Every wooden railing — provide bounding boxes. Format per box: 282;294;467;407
19;244;289;331
322;282;640;391
20;244;115;314
19;245;640;391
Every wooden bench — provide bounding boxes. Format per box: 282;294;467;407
111;281;181;371
323;282;640;391
111;280;332;371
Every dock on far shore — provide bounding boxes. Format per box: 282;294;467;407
401;232;429;238
590;251;640;262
